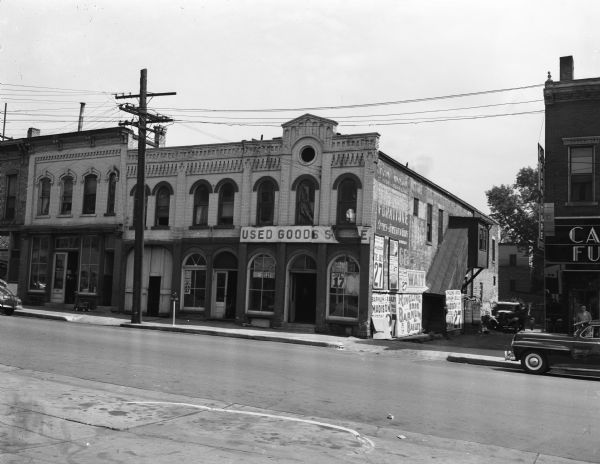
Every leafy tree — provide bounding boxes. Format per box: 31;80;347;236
485;166;541;254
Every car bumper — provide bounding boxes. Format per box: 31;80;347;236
504;349;517;361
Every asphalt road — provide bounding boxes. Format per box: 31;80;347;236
1;316;599;462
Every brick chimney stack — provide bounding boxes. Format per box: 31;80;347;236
560;56;574;81
154;126;166;148
27;127;41;138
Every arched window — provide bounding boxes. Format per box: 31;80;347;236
336;178;357;225
60;176;73;215
155;185;170;226
106;172;117;215
218;182;235;226
295;179;315;225
82;174;97;214
193;184;209;226
38;178;51;216
248;254;276;313
328;255;359;319
256;180;275;226
182;253;207;310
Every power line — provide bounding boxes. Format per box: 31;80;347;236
180;83;544;113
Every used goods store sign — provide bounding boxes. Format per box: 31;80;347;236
241;226;370;244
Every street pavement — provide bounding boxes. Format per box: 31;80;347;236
3;307;591;463
13;304;518;367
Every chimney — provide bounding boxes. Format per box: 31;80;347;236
560;56;574;81
154;125;166;148
27;127;41;138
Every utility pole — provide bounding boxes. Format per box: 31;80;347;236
115;69;176;324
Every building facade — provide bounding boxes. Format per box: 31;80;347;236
119;114;498;337
4;114;498;338
544;56;600;332
13;127;132;308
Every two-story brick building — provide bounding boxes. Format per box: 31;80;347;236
543;56;600;332
119;114;498;337
13;127;133;308
2;114;498;338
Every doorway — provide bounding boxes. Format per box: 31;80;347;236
51;252;68;303
147;276;161;316
290;273;317;323
212;271;228;319
65;252;79;304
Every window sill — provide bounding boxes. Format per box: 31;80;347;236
57;214;73;218
214;224;235;229
565;201;598;207
81;213;97;217
36;215;50;219
189;225;210;230
104;212;116;217
151;226;170;230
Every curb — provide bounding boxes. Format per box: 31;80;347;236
120;323;345;349
446;354;520;369
14;310;73;323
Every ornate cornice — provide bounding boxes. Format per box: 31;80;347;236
35;149;120;164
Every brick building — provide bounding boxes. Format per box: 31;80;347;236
0;131;32;292
6;127;133;308
543;56;600;332
2;114;498;338
119;114;498;337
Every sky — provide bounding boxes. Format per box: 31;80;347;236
2;0;600;213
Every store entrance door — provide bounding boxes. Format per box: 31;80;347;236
290;273;317;323
50;252;68;303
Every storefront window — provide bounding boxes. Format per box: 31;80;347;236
29;236;49;291
248;254;276;312
182;253;207;309
79;236;99;293
328;255;360;318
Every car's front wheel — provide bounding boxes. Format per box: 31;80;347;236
521;350;548;374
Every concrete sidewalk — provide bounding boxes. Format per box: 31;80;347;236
12;305;520;369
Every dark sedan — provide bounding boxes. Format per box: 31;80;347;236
505;321;600;375
0;281;21;315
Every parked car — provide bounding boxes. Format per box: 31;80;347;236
0;280;22;315
505;320;600;375
483;301;530;332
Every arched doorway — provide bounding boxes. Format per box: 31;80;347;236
212;251;237;319
288;254;317;324
181;253;207;311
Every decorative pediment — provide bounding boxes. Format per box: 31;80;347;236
281;113;337;150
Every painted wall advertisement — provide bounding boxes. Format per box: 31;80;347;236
371;293;395;339
373;235;385;290
445;289;463;331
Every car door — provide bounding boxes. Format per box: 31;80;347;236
572;326;600;370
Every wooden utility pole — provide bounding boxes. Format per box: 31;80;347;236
115;69;175;324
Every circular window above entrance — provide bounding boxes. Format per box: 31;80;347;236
300;146;316;164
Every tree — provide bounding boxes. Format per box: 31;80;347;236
485;166;541;254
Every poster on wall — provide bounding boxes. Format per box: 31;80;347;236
389;239;399;291
371;293;394;339
445;289;463;331
396;294;422;337
373;235;385;289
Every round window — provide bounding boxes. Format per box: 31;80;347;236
300;146;316;163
